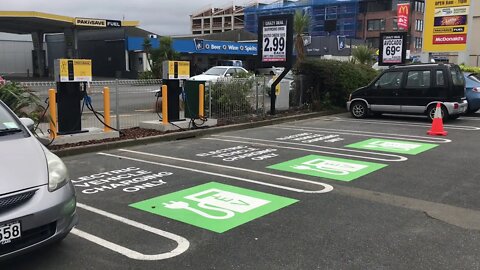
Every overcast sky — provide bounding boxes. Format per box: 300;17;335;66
0;0;269;36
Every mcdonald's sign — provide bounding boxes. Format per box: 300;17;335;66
397;3;410;30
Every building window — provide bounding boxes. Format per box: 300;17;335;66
415;1;425;13
367;19;385;31
325;6;337;20
393;18;398;31
415;37;423;49
416;19;424;31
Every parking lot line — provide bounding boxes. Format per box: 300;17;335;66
99;152;333;194
272;126;452;144
325;117;480;131
72;203;190;261
208;135;408;162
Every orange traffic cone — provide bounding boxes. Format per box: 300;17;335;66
427;103;448;136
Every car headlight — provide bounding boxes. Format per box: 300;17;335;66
44;150;69;192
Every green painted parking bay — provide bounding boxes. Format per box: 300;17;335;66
346;138;438;155
130;182;298;233
268;155;387;182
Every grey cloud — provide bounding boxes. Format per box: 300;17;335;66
0;0;254;35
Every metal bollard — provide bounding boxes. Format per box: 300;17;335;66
162;85;168;124
199;84;205;118
48;88;57;139
103;87;112;132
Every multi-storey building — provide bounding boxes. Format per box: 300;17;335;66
190;4;247;35
244;0;425;53
357;0;425;54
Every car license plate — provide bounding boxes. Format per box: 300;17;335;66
0;222;21;245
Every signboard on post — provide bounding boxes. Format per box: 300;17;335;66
258;14;293;115
423;0;470;52
379;32;407;66
397;3;410;30
258;15;293;68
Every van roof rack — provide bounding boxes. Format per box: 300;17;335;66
389;62;448;69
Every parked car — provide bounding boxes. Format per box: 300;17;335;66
347;63;468;120
189;66;249;82
0;100;77;260
464;72;480;114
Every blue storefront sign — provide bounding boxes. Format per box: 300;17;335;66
126;37;160;51
173;39;257;55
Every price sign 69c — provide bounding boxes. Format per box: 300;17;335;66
379;32;407;66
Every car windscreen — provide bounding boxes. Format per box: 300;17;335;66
468;74;480;83
204;67;228;76
0;102;22;131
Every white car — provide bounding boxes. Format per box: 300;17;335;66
189;66;249;82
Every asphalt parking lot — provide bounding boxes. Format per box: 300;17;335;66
3;113;480;269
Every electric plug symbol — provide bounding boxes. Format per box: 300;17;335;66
163;200;235;220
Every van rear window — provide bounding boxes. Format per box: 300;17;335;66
450;66;465;86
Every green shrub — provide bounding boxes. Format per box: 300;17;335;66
298;59;378;109
0;82;41;119
460;65;480;73
210;78;254;116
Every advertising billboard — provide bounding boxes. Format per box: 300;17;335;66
397;3;410;30
424;0;471;52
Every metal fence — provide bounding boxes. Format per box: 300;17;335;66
19;77;284;133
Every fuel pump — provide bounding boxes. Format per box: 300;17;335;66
53;59;92;135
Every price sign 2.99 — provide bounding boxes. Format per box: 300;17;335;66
262;18;288;62
379;32;407;66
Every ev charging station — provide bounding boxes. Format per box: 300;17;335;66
139;60;217;131
54;59;92;134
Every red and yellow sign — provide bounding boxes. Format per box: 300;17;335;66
397;3;410;30
424;0;471;52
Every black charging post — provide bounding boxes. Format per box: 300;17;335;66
53;59;92;135
162;60;190;122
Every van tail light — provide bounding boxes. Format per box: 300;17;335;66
473;87;480;93
454;103;459;109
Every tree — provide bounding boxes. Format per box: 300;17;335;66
294;10;310;67
145;36;180;79
351;45;374;65
142;38;153;70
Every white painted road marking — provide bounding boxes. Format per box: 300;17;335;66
272;126;452;144
101;151;333;194
208;135;408;162
325;117;480;131
72;203;190;261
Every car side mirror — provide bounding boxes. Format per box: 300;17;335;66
19;117;35;131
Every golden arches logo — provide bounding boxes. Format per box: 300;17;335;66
398;4;410;15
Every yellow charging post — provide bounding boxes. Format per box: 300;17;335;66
199;84;205;118
103;87;111;132
162;85;168;124
48;88;57;139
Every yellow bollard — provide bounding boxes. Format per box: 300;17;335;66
103;87;112;132
48;88;57;139
162;85;168;124
199;84;205;118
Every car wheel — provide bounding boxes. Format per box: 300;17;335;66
466;106;478;114
427;105;448;121
350;101;368;118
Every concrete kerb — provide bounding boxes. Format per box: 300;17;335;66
52;110;343;157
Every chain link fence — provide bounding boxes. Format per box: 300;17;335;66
18;76;295;133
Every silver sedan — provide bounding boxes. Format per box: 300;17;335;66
0;100;77;261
